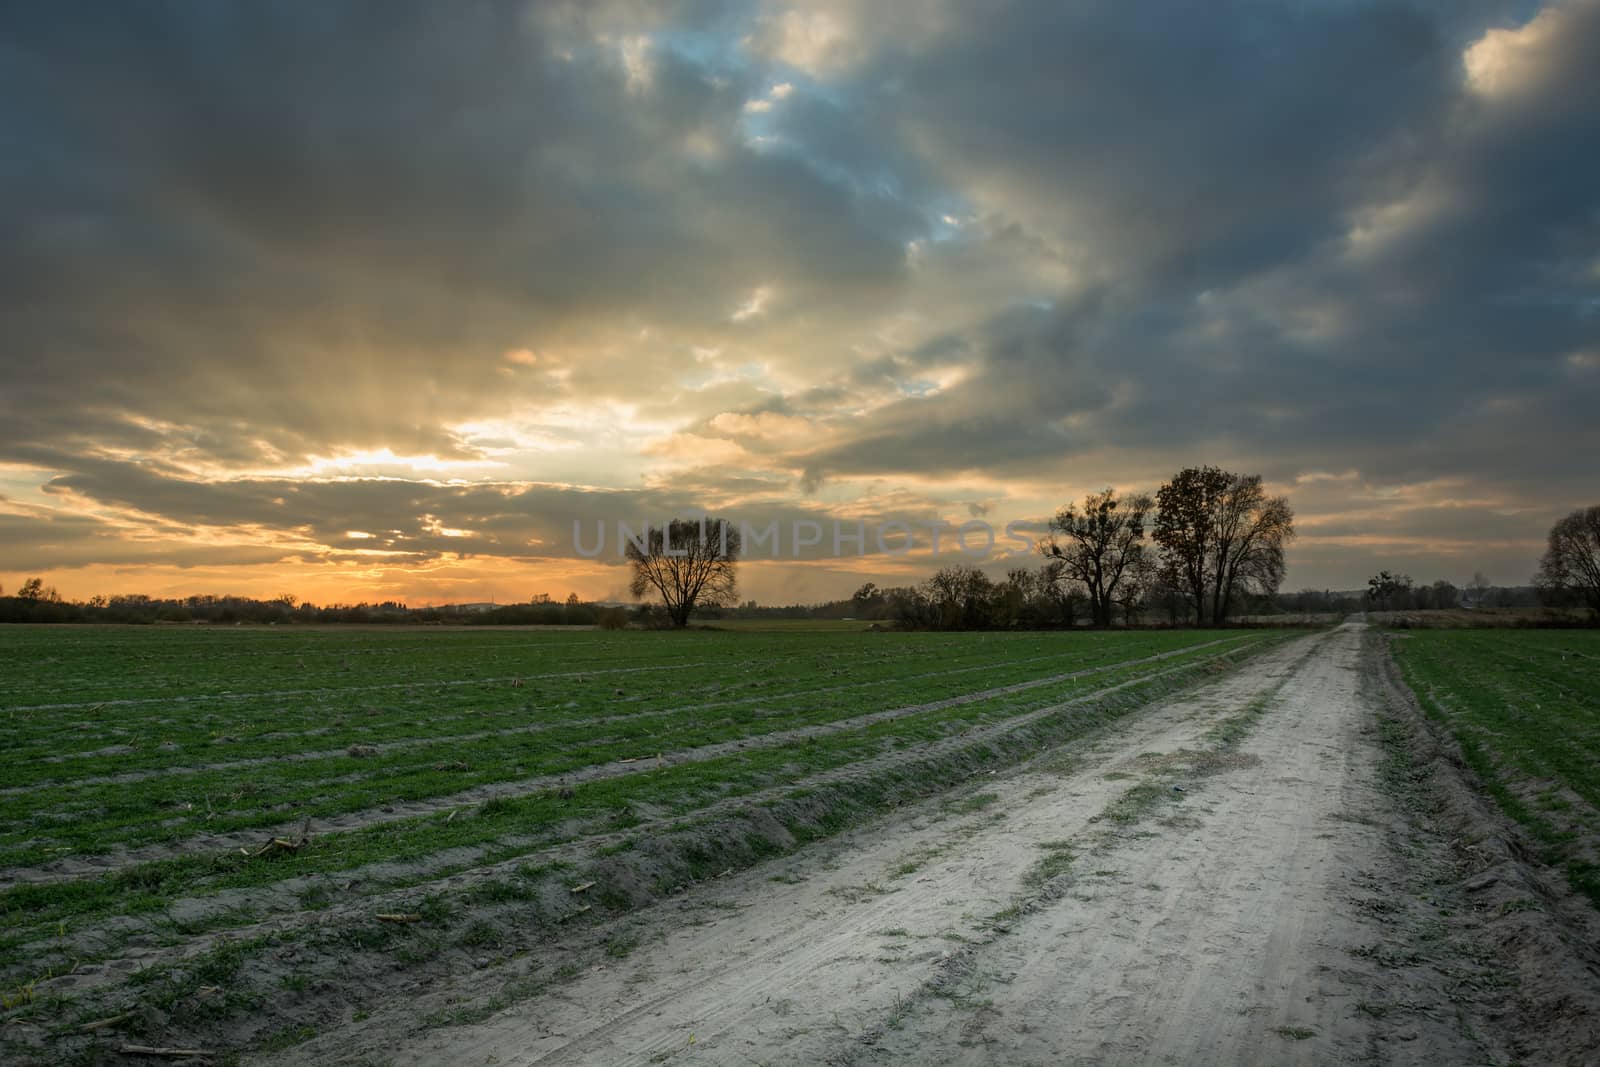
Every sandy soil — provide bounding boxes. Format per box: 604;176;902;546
263;623;1599;1066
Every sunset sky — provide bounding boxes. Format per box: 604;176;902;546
2;0;1597;607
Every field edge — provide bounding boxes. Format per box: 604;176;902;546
1369;629;1600;1065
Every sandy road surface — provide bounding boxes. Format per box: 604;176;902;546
278;624;1493;1066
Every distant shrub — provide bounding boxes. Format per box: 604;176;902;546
595;608;630;630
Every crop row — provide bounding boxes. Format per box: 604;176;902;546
1;628;1150;705
0;635;1245;868
0;632;1218;775
0;633;1280;972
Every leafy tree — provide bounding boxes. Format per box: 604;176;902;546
626;517;741;627
1536;506;1600;618
1040;488;1152;627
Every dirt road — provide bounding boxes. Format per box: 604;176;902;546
278;624;1558;1065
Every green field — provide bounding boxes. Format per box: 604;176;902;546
1388;629;1600;908
699;617;876;632
0;624;1286;1061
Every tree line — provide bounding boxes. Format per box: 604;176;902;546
627;484;1600;629
0;587;612;626
860;466;1295;630
7;497;1592;630
1360;506;1600;620
625;466;1296;629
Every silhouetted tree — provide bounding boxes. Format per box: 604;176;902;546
1153;466;1231;624
1537;506;1600;618
924;565;995;629
1116;549;1158;626
1366;571;1413;611
1205;474;1294;624
851;582;886;618
1040;561;1085;626
1040;489;1152;627
626;517;741;627
1154;467;1294;624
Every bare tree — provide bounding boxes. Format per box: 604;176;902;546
1208;475;1294;624
1116;548;1158;626
1039;560;1085;627
1154;467;1294;625
1153;466;1231;624
998;568;1036;627
924;565;995;629
1040;488;1152;628
626;517;741;627
1536;506;1600;618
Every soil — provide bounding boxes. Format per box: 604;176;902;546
263;623;1600;1066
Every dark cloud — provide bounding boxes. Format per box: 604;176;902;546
1;0;1595;596
791;0;1599;497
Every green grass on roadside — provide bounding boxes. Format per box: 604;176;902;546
1387;628;1600;909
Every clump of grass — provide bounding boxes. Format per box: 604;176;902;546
604;932;641;959
478;795;514;818
1023;841;1076;890
416;892;457;926
457;920;501;948
1;981;35;1010
942;792;1000;815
